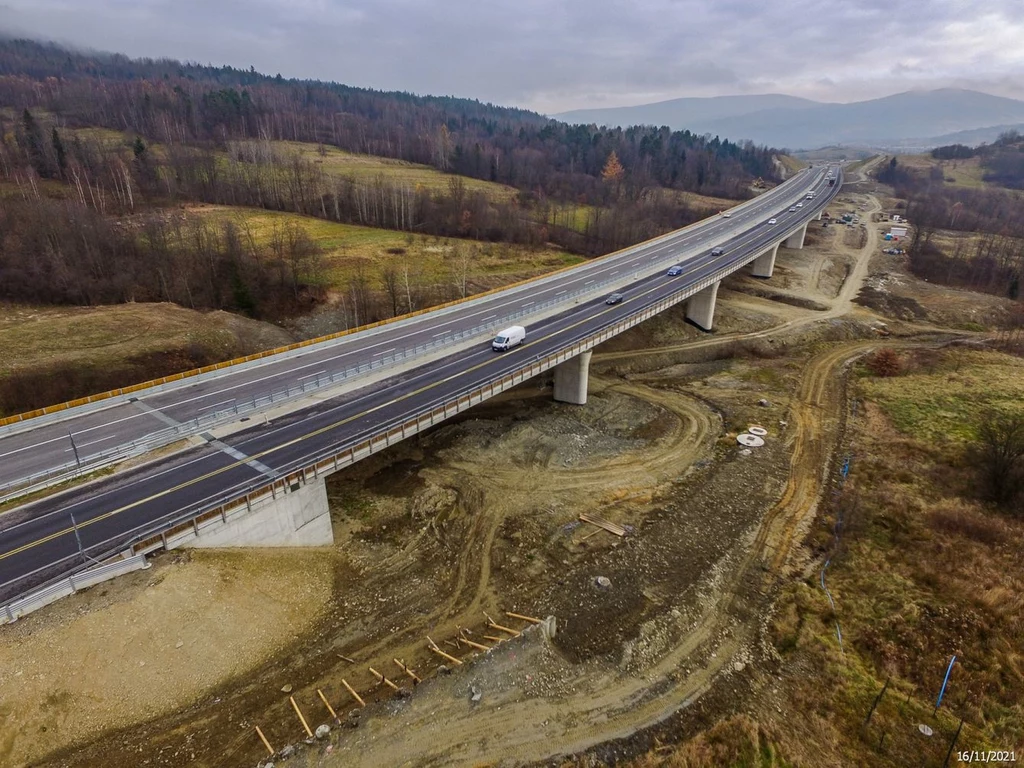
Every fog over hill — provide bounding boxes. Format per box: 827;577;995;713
555;89;1024;150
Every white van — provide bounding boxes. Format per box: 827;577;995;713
492;325;526;351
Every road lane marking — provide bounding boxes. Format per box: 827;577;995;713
1;179;836;563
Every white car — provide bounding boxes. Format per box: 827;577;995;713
720;211;732;218
796;202;804;208
788;206;797;212
767;218;777;225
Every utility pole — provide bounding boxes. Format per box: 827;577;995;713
69;510;99;565
68;429;81;470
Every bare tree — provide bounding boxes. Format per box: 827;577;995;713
380;263;402;317
973;410;1024;510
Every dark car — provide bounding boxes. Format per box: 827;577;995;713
605;292;624;305
711;246;725;257
666;265;684;276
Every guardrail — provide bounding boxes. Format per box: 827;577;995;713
0;217;756;504
0;174;841;611
0;554;149;625
0;170;820;438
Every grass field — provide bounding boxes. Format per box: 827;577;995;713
187;205;584;287
0;303;291;379
896;153;988;188
268;141;517;198
859;348;1024;442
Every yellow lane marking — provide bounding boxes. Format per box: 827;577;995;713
0;200;822;564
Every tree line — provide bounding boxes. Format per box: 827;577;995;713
876;156;1024;301
0;37;779;200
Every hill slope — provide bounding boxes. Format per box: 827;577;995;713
557;89;1024;151
554;94;817;131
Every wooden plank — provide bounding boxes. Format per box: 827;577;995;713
579;513;626;537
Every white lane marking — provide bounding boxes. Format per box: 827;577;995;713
373;348;397;356
0;176;816;462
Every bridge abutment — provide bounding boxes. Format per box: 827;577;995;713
751;242;780;278
685;280;720;331
181;476;334;549
553;350;592;405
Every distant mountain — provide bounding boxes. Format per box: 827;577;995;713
554;94;817;132
555;89;1024;151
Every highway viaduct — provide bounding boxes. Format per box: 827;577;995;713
0;166;840;618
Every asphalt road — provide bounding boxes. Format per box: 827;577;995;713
0;167;840;599
0;168;827;490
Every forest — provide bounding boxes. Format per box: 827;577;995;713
0;37;781;320
876;152;1024;301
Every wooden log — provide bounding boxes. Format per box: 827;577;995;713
341;678;365;708
393;658;421;684
255;725;274;756
483;635;505;643
369;666;400;691
460;637;490;651
506;611;542;624
317;688;337;719
289;695;313;738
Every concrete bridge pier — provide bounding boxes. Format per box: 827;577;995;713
553;350;593;405
783;222;808;250
183;476;334;549
750;242;780;278
685;280;720;331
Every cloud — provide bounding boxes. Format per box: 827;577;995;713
2;0;1024;112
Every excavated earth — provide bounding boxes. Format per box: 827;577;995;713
2;184;946;768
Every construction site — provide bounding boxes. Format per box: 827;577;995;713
2;159;1021;767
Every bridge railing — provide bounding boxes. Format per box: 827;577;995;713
0;228;727;503
0;174;842;611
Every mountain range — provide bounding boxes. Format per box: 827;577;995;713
554;89;1024;151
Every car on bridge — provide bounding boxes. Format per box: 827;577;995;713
796;202;804;208
767;218;777;225
666;265;684;276
605;293;624;305
789;206;797;212
711;246;726;257
491;325;526;351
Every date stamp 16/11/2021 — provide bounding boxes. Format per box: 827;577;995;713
958;752;1017;763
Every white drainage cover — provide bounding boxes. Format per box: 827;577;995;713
737;433;765;447
748;426;768;437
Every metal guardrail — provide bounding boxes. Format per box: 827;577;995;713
0;171;818;440
0;554;149;625
0;174;841;610
0;228;736;503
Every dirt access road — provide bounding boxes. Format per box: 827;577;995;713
23;180;920;768
275;188;901;766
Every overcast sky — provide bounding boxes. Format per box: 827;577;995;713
3;0;1024;113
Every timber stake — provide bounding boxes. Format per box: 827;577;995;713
505;611;542;624
255;726;274;756
317;688;337;719
427;635;463;665
369;666;400;691
289;696;313;738
393;658;421;684
341;678;366;707
484;612;521;636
